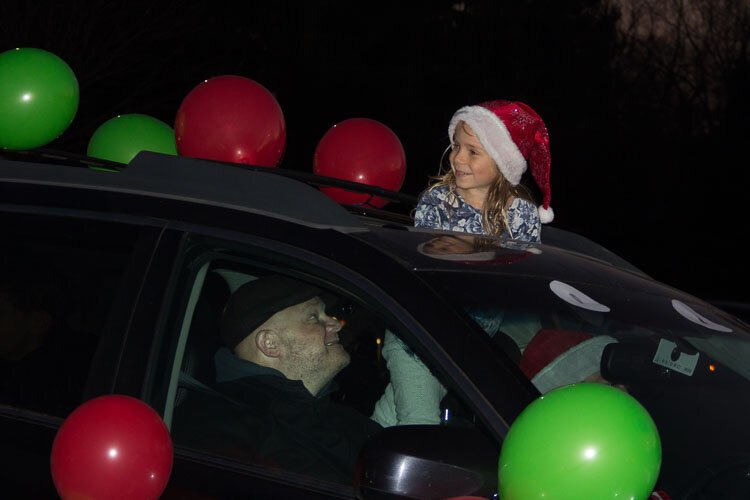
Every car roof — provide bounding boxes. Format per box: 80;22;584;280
0;148;644;278
0;149;374;229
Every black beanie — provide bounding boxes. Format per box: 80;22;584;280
219;275;322;349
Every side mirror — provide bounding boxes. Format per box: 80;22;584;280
355;425;498;500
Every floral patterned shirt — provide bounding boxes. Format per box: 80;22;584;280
413;185;541;242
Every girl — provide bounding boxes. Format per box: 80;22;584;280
414;99;553;240
372;99;554;427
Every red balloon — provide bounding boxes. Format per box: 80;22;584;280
175;75;286;167
51;395;173;500
313;118;406;208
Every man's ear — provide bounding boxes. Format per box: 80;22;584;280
255;329;281;358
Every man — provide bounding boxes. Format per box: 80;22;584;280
172;274;381;484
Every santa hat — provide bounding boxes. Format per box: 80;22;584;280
519;329;617;393
448;100;554;223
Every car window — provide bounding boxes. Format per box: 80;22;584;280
419;269;750;496
162;234;497;490
0;212;141;417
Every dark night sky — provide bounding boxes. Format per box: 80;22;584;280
2;0;748;304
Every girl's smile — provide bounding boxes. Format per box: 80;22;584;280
450;121;499;208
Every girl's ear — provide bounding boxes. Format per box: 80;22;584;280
255;329;281;358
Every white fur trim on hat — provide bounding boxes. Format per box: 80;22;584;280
538;205;554;224
531;335;617;394
448;105;526;186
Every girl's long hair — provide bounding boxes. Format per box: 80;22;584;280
425;142;535;238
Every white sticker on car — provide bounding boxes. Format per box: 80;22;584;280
672;299;733;333
549;280;611;312
653;338;699;376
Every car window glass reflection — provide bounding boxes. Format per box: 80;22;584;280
0;214;138;417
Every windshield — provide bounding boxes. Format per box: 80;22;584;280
419;269;750;496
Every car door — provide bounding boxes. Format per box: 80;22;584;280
145;218;529;499
0;207;170;497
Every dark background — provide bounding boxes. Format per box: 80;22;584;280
2;0;748;304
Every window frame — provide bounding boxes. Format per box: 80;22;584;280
148;221;534;497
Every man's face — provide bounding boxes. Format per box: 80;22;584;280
272;296;349;391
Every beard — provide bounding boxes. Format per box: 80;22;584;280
283;339;350;395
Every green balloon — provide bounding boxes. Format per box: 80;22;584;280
87;114;177;164
0;48;79;150
498;383;661;500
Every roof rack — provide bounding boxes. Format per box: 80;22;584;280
0;147;418;206
2;147;125;171
1;149;404;229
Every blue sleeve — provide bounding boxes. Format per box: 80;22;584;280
413;190;442;229
507;198;541;242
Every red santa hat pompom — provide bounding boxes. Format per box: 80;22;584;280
448;99;554;223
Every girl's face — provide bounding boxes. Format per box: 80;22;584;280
449;122;499;199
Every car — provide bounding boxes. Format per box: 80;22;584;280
1;148;749;499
